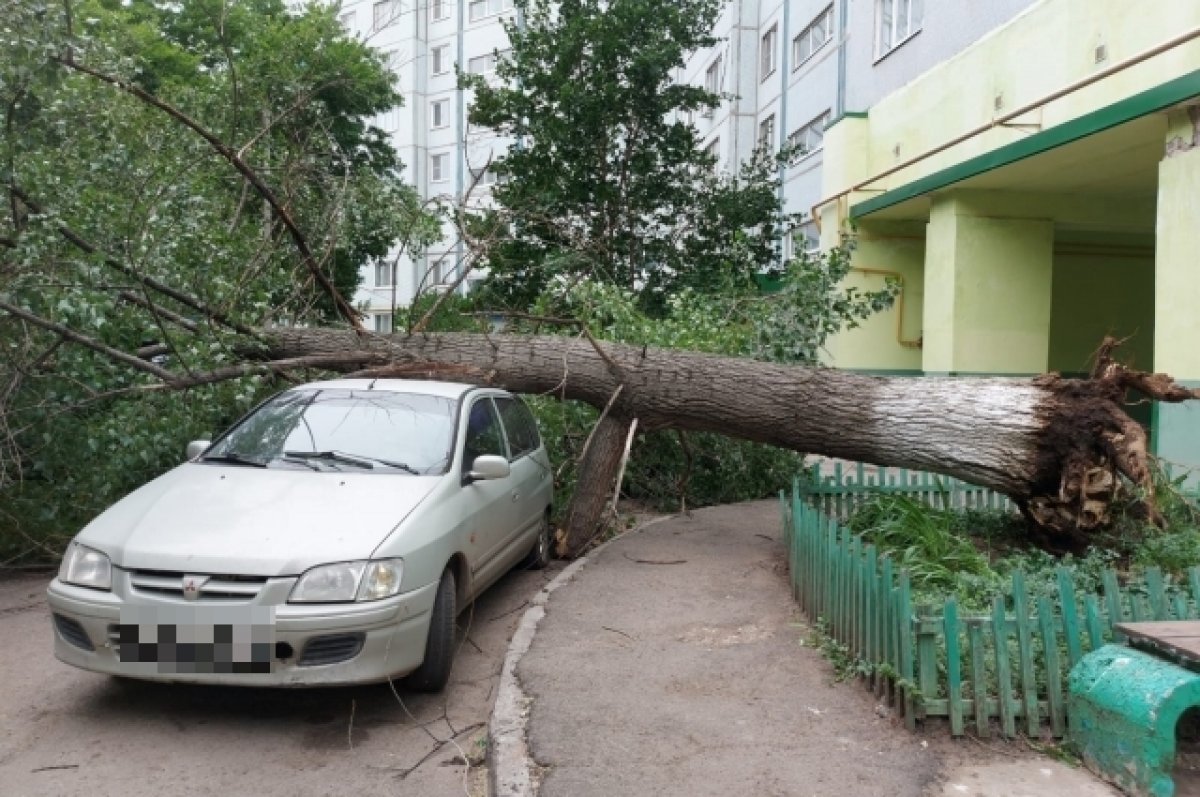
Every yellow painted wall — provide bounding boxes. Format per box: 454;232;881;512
822;221;925;372
821;0;1200;203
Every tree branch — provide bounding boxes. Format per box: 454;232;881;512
53;57;364;331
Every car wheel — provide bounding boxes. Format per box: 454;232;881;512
520;512;552;570
405;569;457;693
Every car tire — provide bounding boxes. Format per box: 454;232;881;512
405;569;457;693
519;512;553;570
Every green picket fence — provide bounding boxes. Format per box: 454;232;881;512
796;461;1018;519
782;480;1200;738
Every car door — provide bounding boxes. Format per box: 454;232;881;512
493;395;551;562
458;396;517;590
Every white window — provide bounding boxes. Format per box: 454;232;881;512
431;98;449;128
470;166;498;186
758;114;775;150
375;261;392;286
432;0;450;21
373;0;400;31
790;222;820;257
705;57;722;94
339;10;356;28
786;110;831;160
432;44;450;75
793;6;833;67
704;137;720;161
877;0;922;57
374;312;393;333
760;25;777;80
467;49;508;75
431;153;448;182
469;0;512;23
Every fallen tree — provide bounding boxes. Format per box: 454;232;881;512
253;327;1198;554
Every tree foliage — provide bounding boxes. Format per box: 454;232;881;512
0;0;438;559
463;0;794;310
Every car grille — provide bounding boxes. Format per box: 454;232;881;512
298;633;365;667
53;614;95;651
128;569;268;602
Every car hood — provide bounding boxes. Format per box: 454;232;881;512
75;463;441;576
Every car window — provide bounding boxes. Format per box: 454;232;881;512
462;398;507;472
494;396;540;459
204;389;456;474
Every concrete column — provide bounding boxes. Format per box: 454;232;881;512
1152;109;1200;475
921;193;1054;375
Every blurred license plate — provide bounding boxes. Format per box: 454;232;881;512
117;606;275;674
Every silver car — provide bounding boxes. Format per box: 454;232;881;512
47;379;554;690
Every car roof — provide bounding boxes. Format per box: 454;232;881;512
293;378;498;400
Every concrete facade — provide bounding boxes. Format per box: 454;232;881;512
818;0;1200;473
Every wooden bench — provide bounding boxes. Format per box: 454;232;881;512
1069;622;1200;797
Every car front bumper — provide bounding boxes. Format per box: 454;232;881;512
46;575;440;686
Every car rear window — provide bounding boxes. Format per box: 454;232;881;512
494;396;541;459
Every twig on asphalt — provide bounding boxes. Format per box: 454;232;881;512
601;625;635;641
347;698;356;750
32;765;79;773
622;552;687;565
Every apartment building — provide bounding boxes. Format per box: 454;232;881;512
336;0;516;332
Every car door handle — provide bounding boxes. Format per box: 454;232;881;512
511;492;520;502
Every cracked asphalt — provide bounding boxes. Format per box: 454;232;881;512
0;560;561;797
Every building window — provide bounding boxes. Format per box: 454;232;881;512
790;222;820;257
704;137;720;162
431;153;448;182
760;25;777;80
339;10;356;28
469;0;512;22
432;0;450;21
786;110;831;160
877;0;922;57
431;98;449;129
793;6;833;67
432;44;450;75
467;49;508;75
382;49;401;69
758;114;775;150
375;261;393;287
470;166;498;186
374;312;393;333
705;57;722;94
372;0;400;31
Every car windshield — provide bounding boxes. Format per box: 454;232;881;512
203;388;457;474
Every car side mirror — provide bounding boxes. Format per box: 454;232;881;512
468;454;510;482
186;440;211;461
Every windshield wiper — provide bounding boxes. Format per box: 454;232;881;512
200;453;268;468
283;450;374;470
283;450;420;474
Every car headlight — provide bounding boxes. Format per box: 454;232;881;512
288;559;404;603
58;542;112;591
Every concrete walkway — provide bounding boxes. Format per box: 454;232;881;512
505;501;1118;797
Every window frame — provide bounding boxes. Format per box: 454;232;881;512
468;0;512;23
875;0;922;60
760;24;778;81
374;260;392;287
430;152;448;183
431;44;451;75
432;0;450;21
372;0;399;32
786;109;831;162
430;98;449;129
758;114;776;151
792;5;833;69
373;312;393;333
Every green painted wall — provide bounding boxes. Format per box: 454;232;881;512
822;221;925;372
922;194;1054;374
1048;247;1155;374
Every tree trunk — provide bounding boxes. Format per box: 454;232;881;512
561;413;634;556
260;328;1197;541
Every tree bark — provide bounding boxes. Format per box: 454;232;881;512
561;413;634;556
259;328;1195;542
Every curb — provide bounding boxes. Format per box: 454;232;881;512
487;516;674;796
